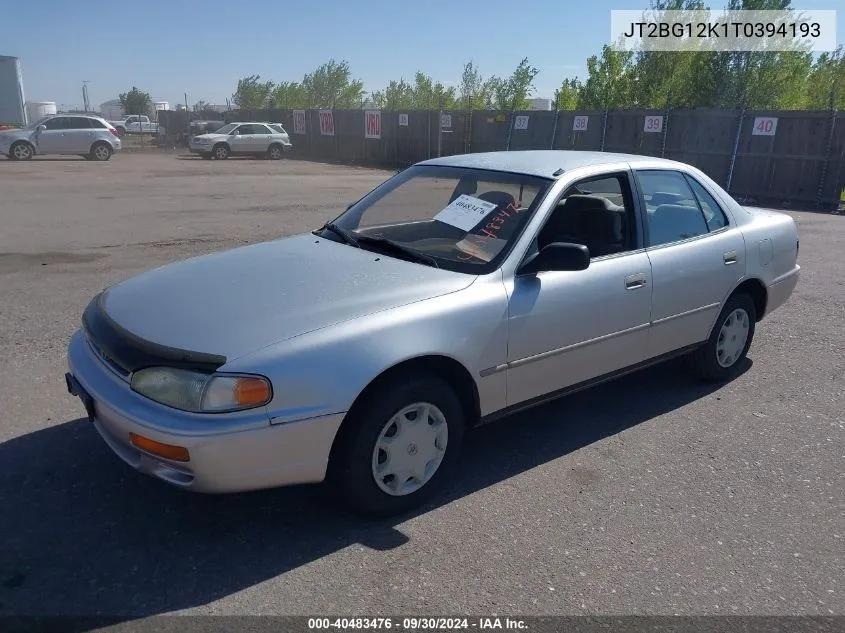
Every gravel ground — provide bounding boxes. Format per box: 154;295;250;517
0;153;842;619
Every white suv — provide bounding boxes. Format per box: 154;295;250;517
189;122;292;160
0;114;122;161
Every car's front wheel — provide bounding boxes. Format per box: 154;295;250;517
212;143;229;160
9;141;34;161
686;292;757;382
329;374;465;516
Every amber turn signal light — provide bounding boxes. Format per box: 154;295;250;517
130;433;190;462
233;377;272;407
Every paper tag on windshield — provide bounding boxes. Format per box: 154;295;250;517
455;236;508;262
433;195;498;232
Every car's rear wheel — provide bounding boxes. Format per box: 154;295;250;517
267;144;283;160
212;143;229;160
90;142;112;162
686;292;756;382
9;141;34;161
329;374;465;517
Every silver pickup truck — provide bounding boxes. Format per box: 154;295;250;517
109;115;159;136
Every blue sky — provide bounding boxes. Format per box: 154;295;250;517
4;0;843;110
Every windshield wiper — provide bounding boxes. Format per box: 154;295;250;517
318;222;359;247
354;234;440;268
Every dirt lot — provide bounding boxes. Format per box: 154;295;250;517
0;153;843;619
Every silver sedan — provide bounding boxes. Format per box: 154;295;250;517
65;150;800;516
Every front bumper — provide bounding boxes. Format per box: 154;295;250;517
66;329;345;493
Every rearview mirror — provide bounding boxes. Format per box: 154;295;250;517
517;242;590;276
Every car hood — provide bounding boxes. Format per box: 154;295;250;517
98;234;475;362
193;133;228;141
0;129;29;142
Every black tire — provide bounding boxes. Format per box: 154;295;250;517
267;143;283;160
686;292;756;382
328;374;465;517
201;153;212;160
212;143;229;160
90;142;112;162
9;141;34;161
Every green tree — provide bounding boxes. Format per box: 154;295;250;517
580;45;636;108
301;60;365;108
485;58;540;110
459;61;494;110
554;78;582;110
118;86;151;117
806;46;845;109
714;0;812;109
270;81;309;109
232;75;274;109
372;79;415;110
410;71;457;109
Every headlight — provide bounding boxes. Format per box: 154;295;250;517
130;367;272;413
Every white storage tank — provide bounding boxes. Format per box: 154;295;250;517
100;99;123;120
527;98;552;111
153;101;169;111
25;101;57;122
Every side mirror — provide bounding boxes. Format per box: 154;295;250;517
36;125;46;133
517;242;590;276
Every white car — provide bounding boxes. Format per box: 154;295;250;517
189;122;292;160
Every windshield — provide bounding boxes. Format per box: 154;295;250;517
214;123;237;134
23;116;51;129
321;165;552;274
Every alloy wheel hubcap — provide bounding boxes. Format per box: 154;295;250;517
716;308;750;368
371;402;448;497
216;147;226;158
14;145;30;159
270;147;281;158
95;146;109;160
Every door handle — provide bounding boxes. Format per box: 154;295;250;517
625;273;648;290
723;251;738;265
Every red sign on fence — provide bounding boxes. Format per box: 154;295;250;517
365;110;381;139
292;110;306;135
319;110;335;136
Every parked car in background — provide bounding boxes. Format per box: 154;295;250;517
66;151;799;516
189;122;292;160
1;114;121;161
109;115;158;136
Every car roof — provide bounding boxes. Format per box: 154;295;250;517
49;113;106;120
418;150;684;179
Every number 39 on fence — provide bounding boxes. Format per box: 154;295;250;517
644;115;663;133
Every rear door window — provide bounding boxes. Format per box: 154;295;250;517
636;170;709;247
684;175;729;231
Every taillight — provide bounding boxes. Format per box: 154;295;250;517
109;128;119;137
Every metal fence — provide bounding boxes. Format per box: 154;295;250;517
158;107;845;210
